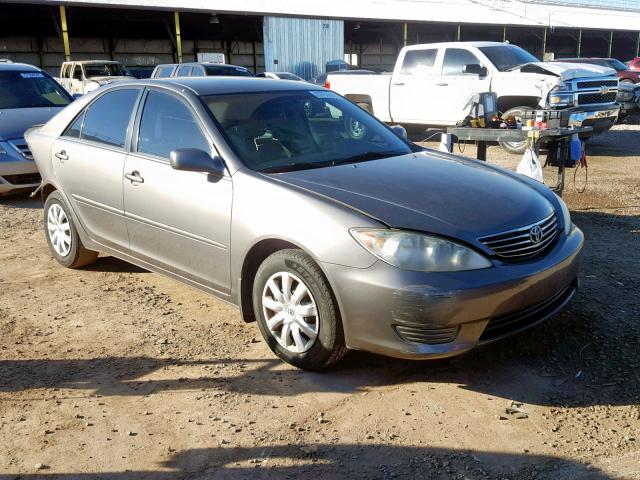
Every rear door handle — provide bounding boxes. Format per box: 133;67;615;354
436;82;449;87
54;150;68;161
124;171;144;184
392;81;405;86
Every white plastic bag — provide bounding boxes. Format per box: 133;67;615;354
516;147;544;183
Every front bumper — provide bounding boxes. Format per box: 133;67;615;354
323;225;584;360
568;105;620;135
0;158;40;194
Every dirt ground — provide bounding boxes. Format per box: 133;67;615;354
1;124;639;480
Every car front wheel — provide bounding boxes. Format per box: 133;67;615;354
252;249;348;370
44;191;98;268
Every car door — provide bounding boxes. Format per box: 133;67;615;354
51;87;142;251
59;64;72;93
434;48;492;124
389;47;443;124
123;88;232;295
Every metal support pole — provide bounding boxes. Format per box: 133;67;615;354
379;36;383;67
456;24;461;41
542;27;547;58
637;31;640;57
59;5;70;62
403;23;408;46
252;41;257;73
37;37;45;69
174;11;182;64
577;29;582;57
608;31;613;58
503;26;507;42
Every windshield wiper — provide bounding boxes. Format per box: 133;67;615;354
259;161;331;174
330;150;407;166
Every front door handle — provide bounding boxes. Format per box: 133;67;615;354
54;150;68;162
124;171;144;184
436;82;449;87
392;81;405;86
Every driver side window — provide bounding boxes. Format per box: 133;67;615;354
442;49;482;76
73;65;83;80
137;90;210;159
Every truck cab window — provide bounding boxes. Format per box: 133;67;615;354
73;65;83;80
401;49;437;75
442;49;482;76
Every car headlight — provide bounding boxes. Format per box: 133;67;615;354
558;197;572;234
351;228;492;272
548;83;574;107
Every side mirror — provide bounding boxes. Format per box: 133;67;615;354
464;64;487;77
169;148;226;177
390;124;408;139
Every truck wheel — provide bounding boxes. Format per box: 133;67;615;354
499;106;532;155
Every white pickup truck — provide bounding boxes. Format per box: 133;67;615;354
57;60;133;97
328;41;620;153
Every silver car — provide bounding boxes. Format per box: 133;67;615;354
26;78;583;370
0;62;72;195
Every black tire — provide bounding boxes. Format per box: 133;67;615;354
252;249;348;370
499;106;533;155
43;191;98;269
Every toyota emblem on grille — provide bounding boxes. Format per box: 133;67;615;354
529;225;543;244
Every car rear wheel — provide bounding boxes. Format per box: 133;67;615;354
499;106;533;155
252;249;348;370
44;191;98;268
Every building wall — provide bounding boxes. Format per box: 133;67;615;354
263;16;344;80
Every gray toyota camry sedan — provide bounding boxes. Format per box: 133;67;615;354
26;78;583;370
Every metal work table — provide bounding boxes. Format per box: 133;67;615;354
444;126;592;195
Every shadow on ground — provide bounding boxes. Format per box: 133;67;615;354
0;444;615;479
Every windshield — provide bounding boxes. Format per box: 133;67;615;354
202;91;414;172
607;59;628;71
479;45;539;72
0;71;72;109
84;63;127;77
204;65;254;77
277;73;303;81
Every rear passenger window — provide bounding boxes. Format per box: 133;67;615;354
401;49;437;75
191;67;205;77
137;90;209;159
156;67;173;78
64;111;85;138
176;65;192;77
81;89;139;148
442;49;482;76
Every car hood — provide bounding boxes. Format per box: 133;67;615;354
0;106;65;141
518;61;616;80
271;151;555;243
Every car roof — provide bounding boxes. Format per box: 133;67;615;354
0;62;42;72
105;77;322;95
403;41;507;51
65;60;122;64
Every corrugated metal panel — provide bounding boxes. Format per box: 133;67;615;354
263;17;344;81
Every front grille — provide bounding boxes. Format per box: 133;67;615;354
576;79;617;89
394;324;459;345
8;138;33;160
479;283;576;342
577;92;617;105
2;173;41;185
478;213;558;261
